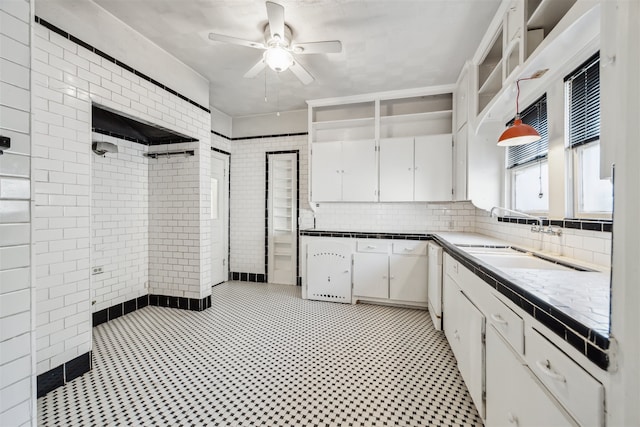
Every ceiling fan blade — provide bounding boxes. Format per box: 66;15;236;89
244;59;266;78
291;41;343;54
266;1;285;41
289;60;314;85
208;33;265;49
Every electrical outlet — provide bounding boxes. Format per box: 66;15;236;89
92;266;104;275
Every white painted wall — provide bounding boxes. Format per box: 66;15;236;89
34;0;209;107
0;0;35;423
32;17;211;376
229;134;308;274
211;106;232;138
232;109;307;139
91;134;148;311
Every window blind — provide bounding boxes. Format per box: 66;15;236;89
506;94;548;169
566;52;600;148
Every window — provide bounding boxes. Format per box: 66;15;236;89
565;52;613;217
507;94;549;213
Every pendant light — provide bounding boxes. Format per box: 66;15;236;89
498;71;547;146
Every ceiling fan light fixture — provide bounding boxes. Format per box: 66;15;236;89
264;46;294;72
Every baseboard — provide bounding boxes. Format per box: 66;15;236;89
37;352;92;398
230;272;267;282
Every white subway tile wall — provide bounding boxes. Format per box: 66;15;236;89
229;135;308;274
474;213;612;268
312;201;478;232
91;134;148;311
0;0;34;425
32;23;212;377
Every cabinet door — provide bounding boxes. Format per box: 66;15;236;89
456;290;486;419
389;254;428;303
443;274;460;352
414;134;453;201
311;141;342;201
379;137;414;201
454;125;468;201
353;253;388;299
455;67;469;131
486;326;574;427
342;139;377;201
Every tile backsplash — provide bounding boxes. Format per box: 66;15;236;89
309;201;477;233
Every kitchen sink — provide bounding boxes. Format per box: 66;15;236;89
458;246;591;272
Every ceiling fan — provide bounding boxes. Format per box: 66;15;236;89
207;1;342;85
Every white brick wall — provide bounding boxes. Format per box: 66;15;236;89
91;134;148;311
32;22;211;375
229;135;308;274
0;0;35;425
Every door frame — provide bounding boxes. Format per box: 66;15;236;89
211;147;230;285
265;150;300;285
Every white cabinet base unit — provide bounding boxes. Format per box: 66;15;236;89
306;241;352;303
486;326;577;427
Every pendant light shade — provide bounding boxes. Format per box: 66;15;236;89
497;118;541;146
498;72;548;146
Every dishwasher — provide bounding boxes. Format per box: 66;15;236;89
427;242;443;330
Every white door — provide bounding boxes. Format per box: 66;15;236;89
414;134;453;201
311;141;342;201
211;152;229;285
268;153;297;285
353;253;389;299
379;137;414;201
342;139;377;201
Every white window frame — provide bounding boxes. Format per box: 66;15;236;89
509;159;549;216
570;140;613;219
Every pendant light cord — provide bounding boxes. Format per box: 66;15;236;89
515;76;537;118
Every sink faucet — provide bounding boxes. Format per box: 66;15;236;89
489;206;561;236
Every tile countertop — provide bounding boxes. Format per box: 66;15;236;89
300;229;612;369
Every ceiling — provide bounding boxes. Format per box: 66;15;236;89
92;0;501;117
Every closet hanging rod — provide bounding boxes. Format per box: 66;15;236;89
144;150;195;159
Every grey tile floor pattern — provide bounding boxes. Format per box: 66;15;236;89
38;282;483;426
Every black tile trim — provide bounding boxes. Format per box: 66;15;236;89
34;16;210;114
300;230;432;240
92;295;149;327
211;146;231;156
497;216;612;233
431;235;611;370
211;130;308;141
93;128;198;146
148;294;212;311
37;351;92;397
230;272;267;283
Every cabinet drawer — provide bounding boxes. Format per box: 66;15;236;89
526;327;604;427
486;294;524;354
356;240;390;254
392;241;427;256
444;254;460;279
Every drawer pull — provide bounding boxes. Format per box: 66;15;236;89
535;359;566;383
343;270;349;273
507;412;518;425
366;245;377;249
454;330;460;341
403;247;411;251
490;313;508;326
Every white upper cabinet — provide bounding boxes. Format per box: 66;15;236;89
379;135;453;202
308;89;454;203
311;139;377;202
414;134;453;202
379;137;414;202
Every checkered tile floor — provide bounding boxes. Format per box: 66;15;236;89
38;282;482;426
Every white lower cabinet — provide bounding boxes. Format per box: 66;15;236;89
443;270;485;418
486;326;576;427
352;240;428;305
353;253;389;299
442;253;605;427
